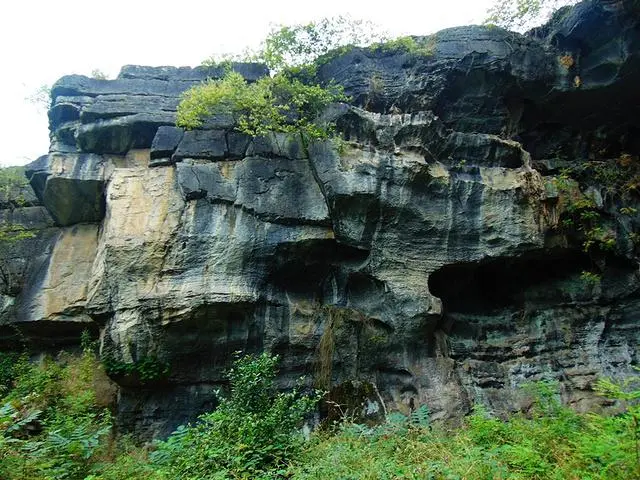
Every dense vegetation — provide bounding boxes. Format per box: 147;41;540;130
176;0;586;141
1;343;638;479
175;17;434;140
176;71;346;140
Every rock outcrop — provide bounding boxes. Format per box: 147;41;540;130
2;0;639;438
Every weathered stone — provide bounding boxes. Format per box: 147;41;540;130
2;1;639;440
76;113;175;154
173;129;227;161
226;132;251;159
117;63;269;82
149;126;184;166
80;95;179;123
49;95;93;126
25;153;106;226
176;157;331;225
246;132;307;159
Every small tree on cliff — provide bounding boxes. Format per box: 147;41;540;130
485;0;579;31
178;17;392;139
202;16;388;72
152;353;319;478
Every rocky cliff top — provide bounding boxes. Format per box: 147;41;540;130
1;0;639;438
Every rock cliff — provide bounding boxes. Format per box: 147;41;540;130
1;0;639;438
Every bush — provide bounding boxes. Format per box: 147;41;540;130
151;352;320;479
2;348;639;479
291;380;640;479
0;344;115;480
200;16;387;72
177;70;345;140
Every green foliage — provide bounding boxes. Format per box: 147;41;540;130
0;346;115;480
367;35;436;57
620;206;638;216
177;70;346;140
580;270;601;285
0;166;30;206
102;355;170;383
90;69;109;80
186;17;439;140
3;351;640;480
485;0;579;31
292;381;640;479
151;352;320;479
594;371;640;468
257;16;387;71
551;153;640;264
25;84;52;113
0;166;37;295
0;351;23;394
552;170;618;255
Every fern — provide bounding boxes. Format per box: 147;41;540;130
409;405;430;427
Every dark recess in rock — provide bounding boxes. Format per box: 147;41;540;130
429;250;593;313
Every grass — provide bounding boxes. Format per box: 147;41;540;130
291;401;639;479
1;345;638;480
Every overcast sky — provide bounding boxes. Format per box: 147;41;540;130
0;0;495;167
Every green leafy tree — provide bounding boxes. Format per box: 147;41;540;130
486;0;579;31
259;16;388;71
201;17;388;72
90;69;109;80
25;84;52;114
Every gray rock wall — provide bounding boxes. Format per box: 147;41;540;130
2;0;639;438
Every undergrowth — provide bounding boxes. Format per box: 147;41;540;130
292;380;640;480
1;342;638;480
0;339;116;480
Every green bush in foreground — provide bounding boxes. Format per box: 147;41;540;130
1;345;638;480
0;346;113;480
291;383;639;480
150;352;320;479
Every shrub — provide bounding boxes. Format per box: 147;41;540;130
176;70;346;140
292;380;639;479
102;355;170;384
247;16;387;71
151;352;319;479
0;343;116;480
367;35;436;57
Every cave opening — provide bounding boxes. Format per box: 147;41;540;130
428;250;592;314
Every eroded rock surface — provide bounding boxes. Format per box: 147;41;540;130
2;0;639;437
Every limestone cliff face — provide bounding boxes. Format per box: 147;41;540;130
2;0;639;437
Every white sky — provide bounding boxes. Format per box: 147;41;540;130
0;0;494;167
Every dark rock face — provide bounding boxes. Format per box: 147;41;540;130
3;0;639;438
48;64;268;156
